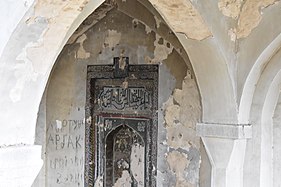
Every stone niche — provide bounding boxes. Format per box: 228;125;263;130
85;60;158;187
34;1;205;187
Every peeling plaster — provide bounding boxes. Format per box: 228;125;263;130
104;30;121;48
76;34;90;59
165;98;180;128
67;3;114;44
166;122;195;150
28;0;89;24
111;144;145;187
146;35;173;64
162;73;201;186
145;25;152;34
218;0;243;19
219;0;280;39
164;73;201;135
237;0;279;38
167;151;194;187
37;4;202;186
21;0;93;75
149;0;212;40
132;18;153;34
178;73;201;129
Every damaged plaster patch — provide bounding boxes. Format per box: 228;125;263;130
167;151;193;187
145;25;152;34
162;72;201;186
165;99;180;128
27;0;90;25
146;35;173;64
178;73;201;129
219;0;280;39
132;19;152;34
237;0;279;38
130;144;145;187
112;144;145;187
21;0;92;75
104;30;121;48
10;43;39;102
24;23;49;74
67;3;114;44
218;0;243;19
132;19;153;34
149;0;212;40
76;34;90;59
166;121;198;150
164;74;201;149
113;171;132;187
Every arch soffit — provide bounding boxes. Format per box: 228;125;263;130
0;0;238;144
239;33;281;124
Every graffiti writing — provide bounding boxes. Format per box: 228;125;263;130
47;134;82;150
49;156;84;170
56;172;83;185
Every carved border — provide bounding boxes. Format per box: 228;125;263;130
85;63;158;187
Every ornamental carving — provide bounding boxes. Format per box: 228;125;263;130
85;57;158;187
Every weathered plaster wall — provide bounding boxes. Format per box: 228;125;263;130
237;2;281;111
218;0;280;38
40;7;203;187
6;0;281;186
0;0;105;146
273;94;281;187
243;41;281;187
32;91;47;187
148;0;239;124
0;0;34;57
148;0;212;41
161;74;202;187
0;1;106;184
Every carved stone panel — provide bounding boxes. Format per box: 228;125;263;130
85;58;158;187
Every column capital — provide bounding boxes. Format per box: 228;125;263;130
196;123;252;139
